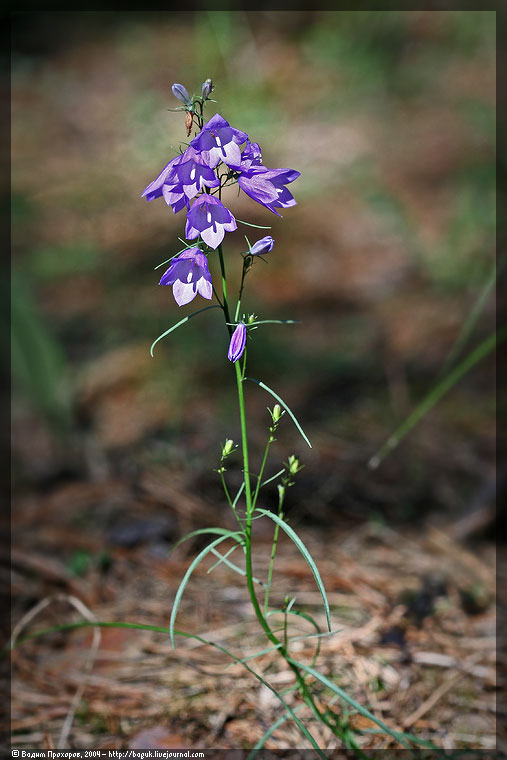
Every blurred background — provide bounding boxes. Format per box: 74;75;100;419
10;10;497;750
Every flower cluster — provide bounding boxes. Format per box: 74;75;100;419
145;82;300;363
143;112;299;251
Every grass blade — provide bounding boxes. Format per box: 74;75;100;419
441;259;498;373
248;704;306;758
247;377;312;449
287;658;415;749
256;509;330;630
169;532;243;647
9;620;325;757
368;329;502;470
150;305;220;356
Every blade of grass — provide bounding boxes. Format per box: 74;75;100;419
441;260;498;374
287;658;418;750
247;704;306;759
368;329;502;470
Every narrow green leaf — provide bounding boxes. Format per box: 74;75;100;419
169;532;243;647
150;305;220;356
154;244;197;270
260;468;285;488
209;547;265;586
267;607;323;667
287;659;414;749
247;377;312;449
256;509;330;630
359;728;437;749
232;482;245;508
171;527;245;552
236;218;272;229
368;329;503;470
441;260;497;373
248;704;306;758
248;319;300;326
8;620;325;757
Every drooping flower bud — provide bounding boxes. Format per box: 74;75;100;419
250;235;275;256
201;78;213;100
227;322;247;363
171;83;192;105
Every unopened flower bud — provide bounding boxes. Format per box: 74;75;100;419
201;78;213;100
227;323;247;363
288;455;300;475
272;404;282;422
250;235;275;257
222;439;235;457
172;83;192;105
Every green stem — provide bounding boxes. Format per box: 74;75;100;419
217;244;232;332
235;360;253;515
263;486;285;614
252;434;275;509
234;256;251;322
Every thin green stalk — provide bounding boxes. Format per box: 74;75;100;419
263;487;285;614
234;256;250;322
252;434;275;509
217;243;232;332
235;360;253;514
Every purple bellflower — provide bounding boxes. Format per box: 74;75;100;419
227;322;247;363
238;167;300;216
249;235;275;256
142;155;189;214
237;140;264;173
190;113;248;169
159;248;212;307
185;194;237;249
142;155;181;202
173;146;220;200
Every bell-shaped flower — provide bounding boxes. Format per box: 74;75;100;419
238;167;300;216
227;322;246;363
172;146;220;200
185;194;237;249
190;113;248;169
142;155;181;202
235;140;264;173
249;235;275;256
159;248;213;307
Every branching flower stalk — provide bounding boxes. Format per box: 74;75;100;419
141;80;430;754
